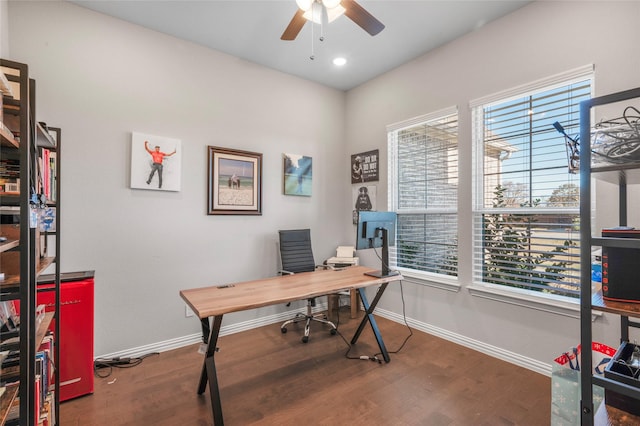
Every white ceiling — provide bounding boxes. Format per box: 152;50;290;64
71;0;531;91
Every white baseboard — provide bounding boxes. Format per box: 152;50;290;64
96;333;204;360
374;308;552;377
97;304;552;377
95;305;319;360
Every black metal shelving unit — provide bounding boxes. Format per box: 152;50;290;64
0;59;61;426
579;87;640;425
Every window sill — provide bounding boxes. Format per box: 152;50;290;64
467;283;602;321
398;269;461;292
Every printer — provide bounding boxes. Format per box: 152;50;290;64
326;246;359;268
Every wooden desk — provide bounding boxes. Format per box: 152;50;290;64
327;287;360;320
180;265;403;425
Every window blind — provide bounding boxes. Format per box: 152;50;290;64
389;109;458;277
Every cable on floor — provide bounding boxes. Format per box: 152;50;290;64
93;352;159;378
336;279;412;363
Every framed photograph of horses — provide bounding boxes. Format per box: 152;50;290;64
207;146;262;215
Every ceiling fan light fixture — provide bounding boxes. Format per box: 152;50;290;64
327;4;346;22
295;0;313;11
302;3;345;23
281;0;384;41
302;4;321;24
322;0;342;9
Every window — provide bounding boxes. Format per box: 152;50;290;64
388;107;458;277
471;67;593;298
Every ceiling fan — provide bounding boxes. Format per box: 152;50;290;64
281;0;385;41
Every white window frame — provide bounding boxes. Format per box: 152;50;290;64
468;65;594;315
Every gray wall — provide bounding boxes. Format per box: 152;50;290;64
345;0;640;369
7;1;348;356
0;2;7;58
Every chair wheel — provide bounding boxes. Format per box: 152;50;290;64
281;327;287;334
330;328;337;335
302;336;309;343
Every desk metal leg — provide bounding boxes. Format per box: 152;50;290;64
351;283;390;363
197;315;224;425
201;317;210;343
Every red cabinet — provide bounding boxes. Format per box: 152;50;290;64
38;271;94;402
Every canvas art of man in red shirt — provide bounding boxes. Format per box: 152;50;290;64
145;140;176;189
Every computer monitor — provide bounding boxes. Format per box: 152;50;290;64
355;211;399;278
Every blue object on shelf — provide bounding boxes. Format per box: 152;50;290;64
591;264;602;283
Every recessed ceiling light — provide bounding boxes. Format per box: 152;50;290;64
333;57;347;66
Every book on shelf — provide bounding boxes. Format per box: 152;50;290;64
0;363;19;383
0;335;18;348
0;302;16;333
35;373;41;424
1;350;19;367
48;151;57;202
38;148;56;203
2;98;19;114
39;334;54;384
0;300;19;332
38;391;55;426
36;354;44;398
0;178;19;195
35;334;54;425
0;159;19;177
0;307;8;333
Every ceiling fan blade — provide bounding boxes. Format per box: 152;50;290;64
281;9;307;40
343;0;385;36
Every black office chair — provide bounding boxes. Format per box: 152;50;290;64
278;229;337;343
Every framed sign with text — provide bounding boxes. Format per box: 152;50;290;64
351;149;379;183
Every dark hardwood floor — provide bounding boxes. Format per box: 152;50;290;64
61;309;550;425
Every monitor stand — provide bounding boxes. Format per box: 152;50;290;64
363;228;400;278
365;269;400;279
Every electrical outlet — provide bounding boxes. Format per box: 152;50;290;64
185;305;195;318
